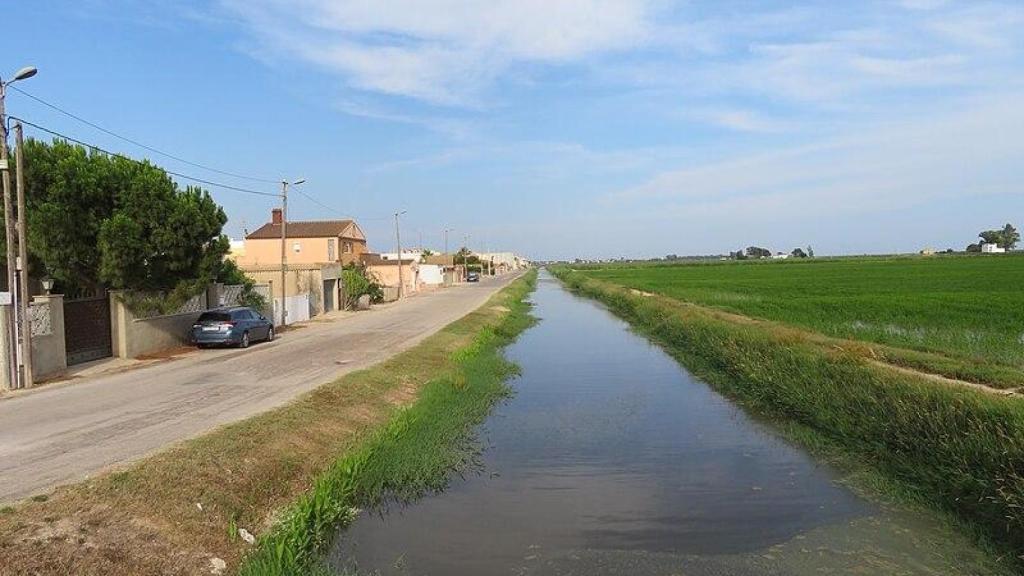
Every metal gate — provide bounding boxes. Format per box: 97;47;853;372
323;279;336;313
64;295;112;366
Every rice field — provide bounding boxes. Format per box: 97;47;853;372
574;254;1024;372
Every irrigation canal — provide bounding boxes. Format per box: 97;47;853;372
329;271;997;575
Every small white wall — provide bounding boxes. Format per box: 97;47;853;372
273;294;310;324
419;264;444;285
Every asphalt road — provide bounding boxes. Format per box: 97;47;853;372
0;274;519;504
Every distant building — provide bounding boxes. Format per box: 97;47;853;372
476;252;530;273
771;252;790;259
981;243;1006;253
360;253;419;300
227;239;246;260
919;247;936;255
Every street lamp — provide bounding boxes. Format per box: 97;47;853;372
279;178;305;327
10;67;37;83
41;277;54;295
0;65;37;391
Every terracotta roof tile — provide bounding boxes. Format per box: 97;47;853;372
246;220;355;240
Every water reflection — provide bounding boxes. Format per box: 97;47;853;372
330;273;869;575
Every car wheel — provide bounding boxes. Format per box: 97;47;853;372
240;331;250;349
266;327;274;342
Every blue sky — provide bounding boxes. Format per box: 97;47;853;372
5;1;1023;259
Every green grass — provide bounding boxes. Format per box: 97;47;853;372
239;271;537;576
574;254;1024;388
551;267;1024;571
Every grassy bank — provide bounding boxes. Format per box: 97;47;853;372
577;254;1024;387
240;274;537;575
551;267;1024;568
0;271;536;576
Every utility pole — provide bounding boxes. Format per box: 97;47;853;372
279;181;288;327
278;178;305;327
444;228;451;255
0;81;17;390
14;122;31;388
464;233;470;281
0;65;37;390
394;211;406;298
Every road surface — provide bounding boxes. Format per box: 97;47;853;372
0;274;519;504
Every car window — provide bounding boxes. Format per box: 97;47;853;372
232;309;253;320
197;312;231;323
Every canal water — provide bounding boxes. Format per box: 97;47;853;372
328;272;997;575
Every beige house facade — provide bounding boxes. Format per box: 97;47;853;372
236;209;369;267
360;253;419;300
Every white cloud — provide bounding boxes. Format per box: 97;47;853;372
609;92;1024;222
223;0;654;104
685;107;792;133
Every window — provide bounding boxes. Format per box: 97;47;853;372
328;238;336;260
343;241;352;253
293;241;301;253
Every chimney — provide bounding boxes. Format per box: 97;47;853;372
271;208;282;225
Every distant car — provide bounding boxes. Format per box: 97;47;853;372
190;307;274;348
467;272;480;282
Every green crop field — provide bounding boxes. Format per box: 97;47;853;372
573;254;1024;374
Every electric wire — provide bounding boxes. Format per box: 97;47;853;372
10;85;280;184
10;116;280;198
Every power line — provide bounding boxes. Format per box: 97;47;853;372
10;116;280;198
9;85;280;185
291;187;392;221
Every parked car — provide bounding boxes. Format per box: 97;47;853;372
467;272;480;282
190;307;274;348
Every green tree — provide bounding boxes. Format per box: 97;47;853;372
979;230;1002;245
11;138;231;297
806;245;814;258
791;247;808;258
745;246;771;258
1000;223;1019;250
977;223;1019;251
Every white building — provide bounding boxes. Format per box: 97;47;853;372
380;249;426;262
476;252;530;273
981;243;1006;253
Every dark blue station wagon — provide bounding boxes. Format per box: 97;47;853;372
190;307;274;348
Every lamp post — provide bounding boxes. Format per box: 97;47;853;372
279;178;305;327
0;65;37;390
464;233;470;281
394;210;406;298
